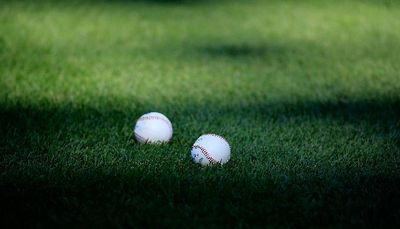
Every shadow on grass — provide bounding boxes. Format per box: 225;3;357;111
191;38;398;66
187;41;337;69
1;98;399;151
0;98;399;227
2;170;400;227
201;44;289;58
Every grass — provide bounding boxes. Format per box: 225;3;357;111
1;0;400;227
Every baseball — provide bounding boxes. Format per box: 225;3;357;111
191;134;231;166
134;112;173;144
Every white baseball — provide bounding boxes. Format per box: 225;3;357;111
134;112;173;144
191;134;231;166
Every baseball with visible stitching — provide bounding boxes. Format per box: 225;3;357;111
191;134;231;166
134;112;173;144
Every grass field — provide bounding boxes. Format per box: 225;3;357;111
1;0;400;227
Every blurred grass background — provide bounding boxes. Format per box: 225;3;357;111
1;0;400;227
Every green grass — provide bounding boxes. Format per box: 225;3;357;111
1;0;400;227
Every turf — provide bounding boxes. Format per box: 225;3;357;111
1;0;400;227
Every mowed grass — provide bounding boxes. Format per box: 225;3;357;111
1;0;400;227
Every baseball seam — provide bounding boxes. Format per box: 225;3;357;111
204;133;230;150
134;132;147;143
192;145;218;164
138;116;173;133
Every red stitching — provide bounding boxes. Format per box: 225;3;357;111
139;115;172;130
134;132;147;143
192;145;218;164
203;133;230;150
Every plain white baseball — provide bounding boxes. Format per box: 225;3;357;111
134;112;173;144
191;134;231;166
